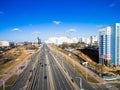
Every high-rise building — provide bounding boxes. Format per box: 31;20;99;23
99;23;120;66
32;36;41;46
36;36;41;45
79;37;90;44
90;36;98;45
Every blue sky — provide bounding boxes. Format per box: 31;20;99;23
0;0;120;42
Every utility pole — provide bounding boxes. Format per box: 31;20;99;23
76;77;83;90
73;60;75;70
62;60;64;70
85;62;88;80
17;66;20;74
3;80;5;90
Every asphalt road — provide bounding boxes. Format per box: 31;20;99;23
47;49;72;90
51;51;95;90
11;45;72;90
11;49;41;90
28;46;49;90
29;45;72;90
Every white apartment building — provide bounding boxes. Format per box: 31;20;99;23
0;41;10;47
45;37;79;45
90;36;98;45
79;37;90;44
99;23;120;66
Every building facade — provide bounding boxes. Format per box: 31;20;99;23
79;37;90;45
36;36;41;45
90;36;98;45
99;23;120;66
45;37;79;45
0;41;10;47
33;36;41;46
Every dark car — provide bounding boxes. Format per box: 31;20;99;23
44;64;47;66
29;70;32;73
20;66;24;69
44;75;47;79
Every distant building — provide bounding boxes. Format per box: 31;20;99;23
45;37;79;45
99;23;120;66
79;37;90;45
90;36;98;45
0;41;10;47
32;36;41;46
16;42;25;46
36;36;41;45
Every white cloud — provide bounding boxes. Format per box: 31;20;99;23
96;25;104;28
67;28;77;32
53;21;61;25
55;33;65;36
0;11;4;14
109;0;120;7
29;24;33;26
109;3;116;7
12;28;22;31
32;31;41;35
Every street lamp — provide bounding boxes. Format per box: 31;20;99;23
73;60;75;70
17;66;20;74
2;80;5;90
0;74;5;90
62;60;65;70
75;77;83;90
68;53;75;70
83;62;88;80
85;62;88;80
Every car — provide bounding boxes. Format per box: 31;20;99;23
44;75;47;79
20;66;24;69
29;70;32;73
71;79;74;82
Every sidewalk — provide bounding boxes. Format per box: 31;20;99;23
0;53;33;86
49;46;104;83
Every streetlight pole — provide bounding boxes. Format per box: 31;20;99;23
75;77;83;90
3;80;5;90
68;54;75;70
86;64;87;80
73;60;75;70
62;60;64;70
85;62;88;81
17;66;19;74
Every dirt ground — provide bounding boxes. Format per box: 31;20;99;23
0;46;28;74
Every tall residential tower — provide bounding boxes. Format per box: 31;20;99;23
99;23;120;66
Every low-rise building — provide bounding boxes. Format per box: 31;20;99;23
90;35;98;45
0;41;10;47
45;36;79;45
79;37;90;45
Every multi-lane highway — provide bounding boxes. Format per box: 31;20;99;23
11;45;73;90
11;44;94;90
11;49;40;90
52;51;94;90
28;46;49;90
46;47;72;90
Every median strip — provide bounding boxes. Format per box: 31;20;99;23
50;51;80;90
46;50;55;90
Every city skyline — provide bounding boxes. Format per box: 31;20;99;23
0;0;120;42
